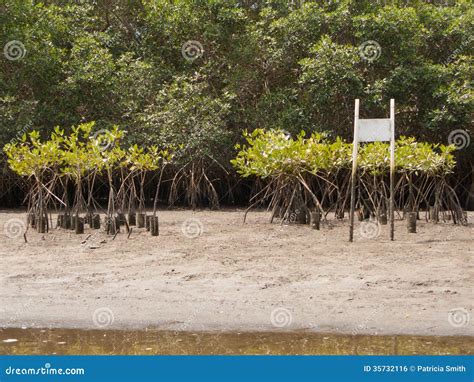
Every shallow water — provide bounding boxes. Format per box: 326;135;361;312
0;328;472;355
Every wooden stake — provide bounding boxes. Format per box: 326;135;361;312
117;212;126;227
407;212;417;233
311;211;321;230
57;214;64;229
128;212;136;226
92;214;101;229
378;208;388;225
38;216;46;234
75;217;84;234
81;234;92;244
349;99;360;242
137;213;145;228
429;206;438;223
296;209;306;224
390;99;395;241
150;216;159;236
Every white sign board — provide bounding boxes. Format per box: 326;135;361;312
349;99;396;242
357;119;391;142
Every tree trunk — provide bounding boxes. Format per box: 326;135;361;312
468;163;474;211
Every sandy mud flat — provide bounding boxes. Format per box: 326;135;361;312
0;209;472;336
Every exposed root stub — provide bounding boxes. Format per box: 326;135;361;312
75;217;84;234
150;216;159;236
128;212;136;226
407;212;417;233
137;213;145;228
92;214;101;229
311;211;321;230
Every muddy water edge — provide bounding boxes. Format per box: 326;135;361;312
1;328;472;355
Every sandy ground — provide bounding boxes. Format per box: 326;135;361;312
0;209;472;336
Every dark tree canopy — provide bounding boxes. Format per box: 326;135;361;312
1;0;472;206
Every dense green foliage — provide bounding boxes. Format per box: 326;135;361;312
231;129;464;223
4;124;171;232
231;129;457;177
1;0;472;206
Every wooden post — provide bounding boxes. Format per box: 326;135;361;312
150;216;159;236
75;217;84;234
378;208;388;225
407;212;416;233
117;212;126;227
137;213;145;228
389;99;395;241
57;214;64;229
311;211;321;230
349;99;360;242
296;209;307;224
92;214;101;229
62;214;67;228
128;212;136;226
429;206;438;223
38;216;46;233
